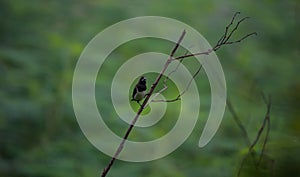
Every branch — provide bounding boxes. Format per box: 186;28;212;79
101;12;258;177
248;95;271;152
153;12;256;103
227;98;259;175
151;48;201;104
151;64;202;103
258;94;271;164
101;30;186;177
147;52;186;104
227;99;251;146
237;95;272;177
173;12;257;61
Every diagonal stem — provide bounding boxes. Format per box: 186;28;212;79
101;30;186;177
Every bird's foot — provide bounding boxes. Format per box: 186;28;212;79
145;93;151;97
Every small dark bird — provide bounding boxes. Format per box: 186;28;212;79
131;76;147;106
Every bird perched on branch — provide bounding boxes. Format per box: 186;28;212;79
131;76;147;106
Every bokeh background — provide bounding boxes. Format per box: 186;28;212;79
1;0;299;177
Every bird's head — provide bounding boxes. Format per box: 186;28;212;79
139;76;146;85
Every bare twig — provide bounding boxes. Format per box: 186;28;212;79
151;49;202;103
248;96;271;151
165;53;185;80
216;12;240;47
153;12;256;103
180;65;202;97
173;12;257;61
237;95;272;177
258;94;271;164
101;30;186;177
148;52;186;104
156;12;257;102
152;65;202;103
227;99;251;146
173;49;213;60
227;98;259;175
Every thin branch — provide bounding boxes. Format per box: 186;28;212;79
227;99;251;146
149;50;188;103
173;49;212;60
146;52;187;106
217;11;241;48
160;51;186;95
101;30;186;177
173;12;257;61
237;95;272;177
166;50;186;80
180;65;202;97
258;94;271;164
152;64;202;103
223;16;249;45
249;97;271;151
237;155;249;177
227;98;258;176
224;32;257;45
147;59;183;104
157;12;256;103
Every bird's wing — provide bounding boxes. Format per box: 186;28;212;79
137;84;147;92
132;86;138;100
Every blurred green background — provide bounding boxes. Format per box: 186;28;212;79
1;0;299;177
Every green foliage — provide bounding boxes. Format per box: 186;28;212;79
0;0;299;176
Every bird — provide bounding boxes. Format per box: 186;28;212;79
131;76;147;106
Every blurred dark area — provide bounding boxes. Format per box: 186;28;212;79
0;0;299;176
